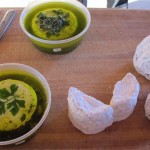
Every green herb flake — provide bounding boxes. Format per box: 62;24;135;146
21;114;26;122
0;101;5;115
36;9;70;37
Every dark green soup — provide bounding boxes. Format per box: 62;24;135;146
24;2;87;40
0;70;47;141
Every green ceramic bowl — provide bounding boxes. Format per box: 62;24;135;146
20;0;91;54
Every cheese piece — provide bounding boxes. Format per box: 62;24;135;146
31;8;78;40
67;87;114;134
144;93;150;120
0;79;37;131
110;73;140;122
133;35;150;80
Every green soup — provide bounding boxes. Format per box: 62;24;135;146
24;2;87;40
0;70;47;141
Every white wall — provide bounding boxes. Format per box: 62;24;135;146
0;0;150;9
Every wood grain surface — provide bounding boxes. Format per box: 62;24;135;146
0;8;150;149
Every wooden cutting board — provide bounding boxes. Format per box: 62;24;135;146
0;8;150;149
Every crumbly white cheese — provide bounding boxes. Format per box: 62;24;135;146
144;93;150;120
67;87;114;134
110;73;140;122
133;35;150;80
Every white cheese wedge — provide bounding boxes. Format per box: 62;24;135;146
110;73;140;122
0;79;37;131
67;87;114;134
144;93;150;120
133;35;150;80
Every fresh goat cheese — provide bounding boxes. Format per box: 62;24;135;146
110;73;140;122
67;87;114;134
144;93;150;120
133;35;150;80
67;73;140;134
0;79;37;131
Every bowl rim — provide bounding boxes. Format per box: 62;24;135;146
0;63;51;145
20;0;91;44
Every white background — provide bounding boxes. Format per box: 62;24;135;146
0;0;150;9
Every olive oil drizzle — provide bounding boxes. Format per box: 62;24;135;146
36;9;70;38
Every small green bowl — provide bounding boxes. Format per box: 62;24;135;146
20;0;91;54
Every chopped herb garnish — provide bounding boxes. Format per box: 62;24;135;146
0;101;5;114
0;84;25;116
21;114;26;122
35;9;70;38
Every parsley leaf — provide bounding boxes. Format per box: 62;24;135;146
0;88;11;99
10;84;18;95
7;100;19;116
0;83;26;116
7;99;25;116
0;101;5;115
16;99;25;108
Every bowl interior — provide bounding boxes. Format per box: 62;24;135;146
0;63;51;145
20;0;91;44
